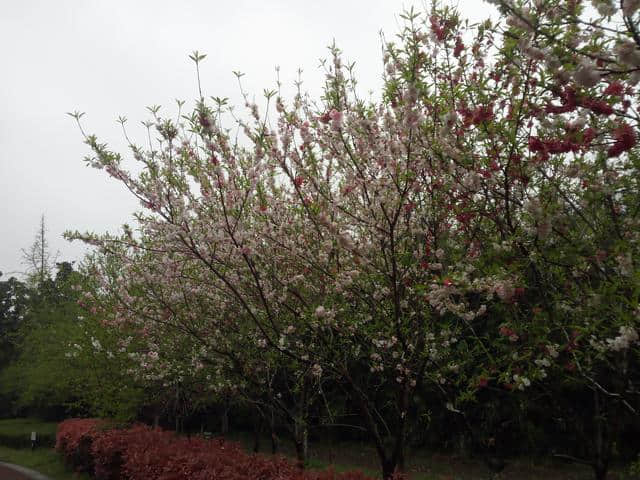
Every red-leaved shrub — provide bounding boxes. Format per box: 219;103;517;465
56;419;375;480
56;418;103;474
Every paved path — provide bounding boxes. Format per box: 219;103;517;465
0;462;51;480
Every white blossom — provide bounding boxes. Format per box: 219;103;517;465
573;60;601;88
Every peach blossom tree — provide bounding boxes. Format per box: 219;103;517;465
66;1;640;478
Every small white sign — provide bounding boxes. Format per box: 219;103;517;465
30;431;37;441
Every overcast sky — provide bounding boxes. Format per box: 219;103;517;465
0;0;492;279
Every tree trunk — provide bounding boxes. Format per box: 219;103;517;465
347;381;410;480
269;408;278;454
381;458;397;480
396;447;405;473
326;425;334;464
592;389;609;480
253;413;262;453
593;463;608;480
221;399;230;435
293;418;308;467
303;425;308;464
221;409;229;434
351;387;399;479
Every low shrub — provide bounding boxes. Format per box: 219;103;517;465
56;419;374;480
56;418;103;474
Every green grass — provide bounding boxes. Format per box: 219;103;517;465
0;418;86;479
0;418;58;437
0;446;89;480
0;418;58;448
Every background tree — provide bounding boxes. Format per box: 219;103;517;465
0;274;28;368
21;215;58;287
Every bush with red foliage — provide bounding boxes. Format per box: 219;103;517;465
56;418;103;474
56;419;376;480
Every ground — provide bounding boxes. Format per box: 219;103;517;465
228;430;628;480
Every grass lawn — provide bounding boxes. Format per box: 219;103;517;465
0;446;89;480
0;418;88;480
0;418;57;438
0;418;58;448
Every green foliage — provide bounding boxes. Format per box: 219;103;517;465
0;262;147;421
0;274;29;369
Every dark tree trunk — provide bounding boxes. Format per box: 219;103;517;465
396;447;405;473
294;440;305;468
253;413;262;453
593;463;608;480
293;418;308;468
591;389;610;480
350;384;405;480
269;408;278;454
220;399;230;435
381;458;397;480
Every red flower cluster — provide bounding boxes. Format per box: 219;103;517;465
56;419;374;480
459;104;494;127
603;81;624;97
499;325;516;337
545;87;578;114
429;15;448;42
529;136;580;156
546;86;617;116
529;125;597;161
453;36;465;58
581;98;614;116
607;122;636;158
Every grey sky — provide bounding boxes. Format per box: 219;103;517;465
0;0;491;278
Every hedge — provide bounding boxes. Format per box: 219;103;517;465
56;419;377;480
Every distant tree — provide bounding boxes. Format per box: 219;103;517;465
0;261;148;420
21;215;58;287
0;273;28;368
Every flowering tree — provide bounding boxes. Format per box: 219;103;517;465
74;233;329;463
66;1;640;478
398;1;640;477
68;49;490;477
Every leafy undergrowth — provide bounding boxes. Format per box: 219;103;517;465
56;418;377;480
0;445;91;480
